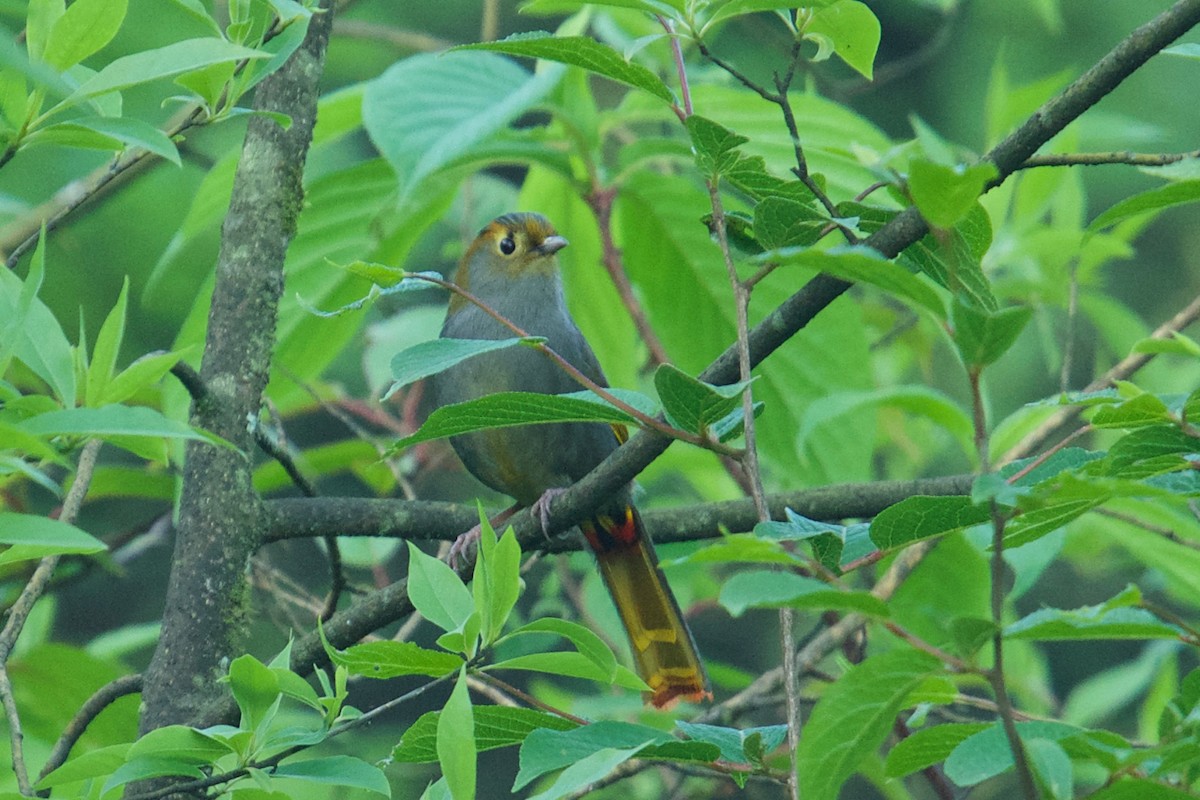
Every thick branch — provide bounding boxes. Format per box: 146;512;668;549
139;2;336;735
263;475;975;545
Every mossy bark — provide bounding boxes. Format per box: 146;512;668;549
139;2;336;736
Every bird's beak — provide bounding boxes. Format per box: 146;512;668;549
537;235;569;255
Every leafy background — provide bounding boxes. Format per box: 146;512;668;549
2;0;1200;798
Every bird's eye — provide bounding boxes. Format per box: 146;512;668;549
499;236;516;255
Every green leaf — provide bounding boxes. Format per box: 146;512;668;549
457;32;672;103
395;706;577;764
719;569;888;616
703;0;837;31
0;511;106;565
35;743;131;789
0;228;47;379
17;404;224;444
870;495;990;550
1090;180;1200;230
884;723;989;778
101;348;189;406
1005;589;1181;641
1088;779;1200;799
227;654;279;730
101;756;205;795
951;299;1033;368
406;542;475;635
272;756;390;796
943;721;1079;786
390;392;637;453
675;721;788;765
686;114;748;178
363;51;560;206
806;0;881;80
474;524;522;646
69;38;269;101
908;159;998;228
514;722;672;791
127;724;233;763
500;617;617;680
27;0;66;63
491;652;644;689
1089;393;1173;429
653;364;749;436
752;195;828;249
43;0;128;70
0;247;76;405
388;337;530;399
85;277;128;408
797;650;941;800
27;116;180;164
758;245;946;319
438;669;476;800
796;385;975;462
850;202;997;310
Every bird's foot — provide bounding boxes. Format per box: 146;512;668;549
446;504;518;569
531;487;569;547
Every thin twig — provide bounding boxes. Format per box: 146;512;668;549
0;439;102;795
1002;290;1200;463
970;368;1038;800
587;187;671;367
1020;149;1200;169
39;674;144;780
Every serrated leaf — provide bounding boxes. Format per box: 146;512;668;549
272;756;390;797
675;721;788;764
1089;393;1173;429
395;707;578;764
908;159;998;229
1005;598;1181;641
653;363;749;435
951;299;1032;368
719;569;888;616
758;245;946;318
687;114;748;177
1090;180;1200;230
943;721;1079;786
884;723;989;778
363;51;560;206
390;392;637;453
326;639;463;679
514;722;672;791
387;337;530;398
797;650;941;800
753;195;827;249
870;495;990;550
806;0;880;80
457;32;671;102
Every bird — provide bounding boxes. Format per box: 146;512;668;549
427;211;710;708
